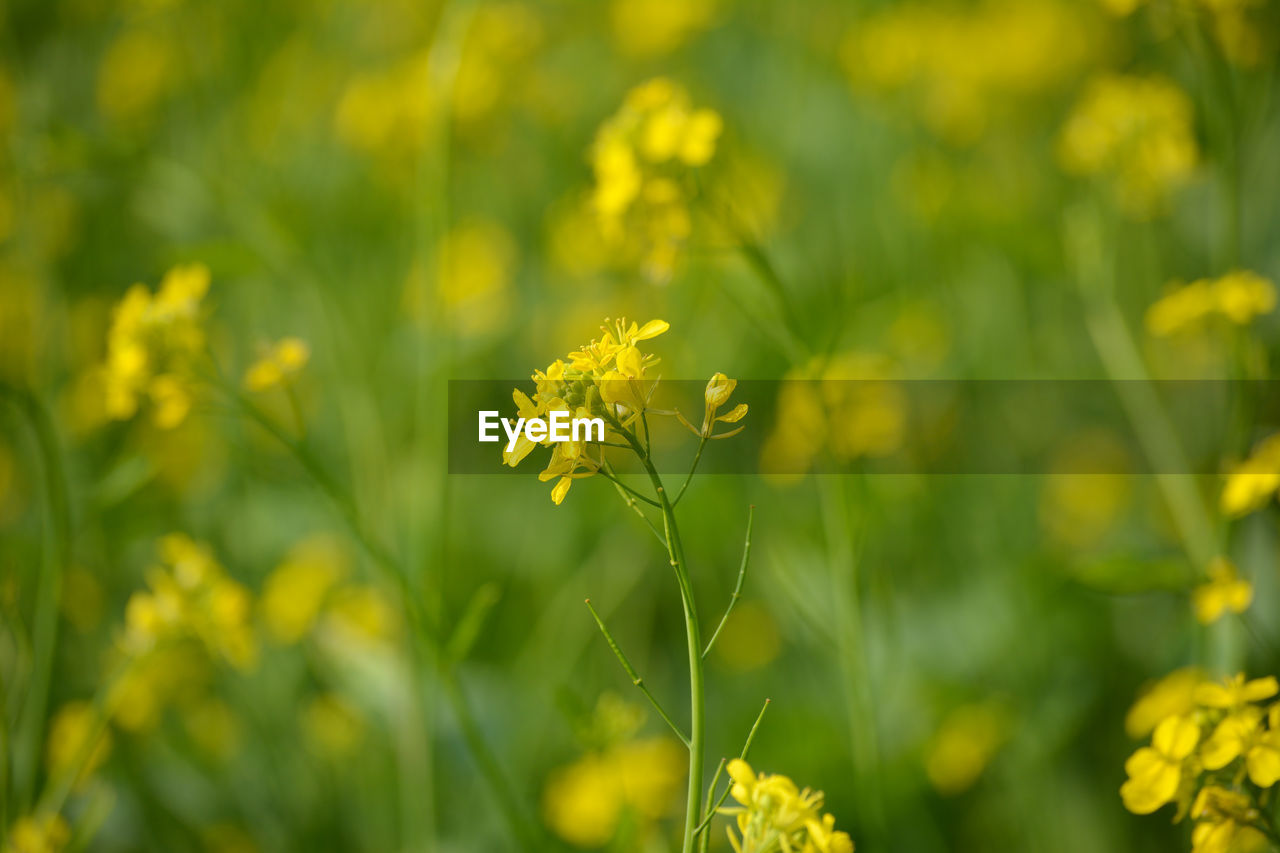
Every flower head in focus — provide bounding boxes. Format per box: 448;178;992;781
721;759;854;853
504;317;669;504
101;263;210;429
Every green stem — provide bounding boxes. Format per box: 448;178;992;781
695;697;770;846
609;410;705;853
702;506;754;659
1;386;71;815
585;600;690;746
672;436;708;507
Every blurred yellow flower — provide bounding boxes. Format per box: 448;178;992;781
1200;704;1280;787
710;600;780;672
304;693;365;757
244;337;310;393
1095;0;1270;67
122;533;257;669
1192;558;1253;625
46;701;111;788
610;0;716;58
542;736;684;847
1120;714;1199;814
427;219;516;337
261;535;348;643
97;27;178;123
323;585;399;646
1059;75;1198;217
722;759;854;853
3;814;70;853
102;263;210;429
1222;433;1280;517
454;3;542;125
841;0;1095;144
925;702;1009;796
589;78;722;281
334;50;436;162
1126;667;1204;738
1146;271;1276;335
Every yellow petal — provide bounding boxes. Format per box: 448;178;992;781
1152;714;1199;759
632;319;670;341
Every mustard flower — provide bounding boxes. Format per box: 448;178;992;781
1126;667;1204;738
542;736;685;847
1222;434;1280;518
122;533;256;669
46;701;111;789
721;759;854;853
3;814;70;853
1200;705;1280;787
589;78;722;281
1058;75;1198;217
244;337;310;392
260;535;347;644
102;263;210;429
503;318;669;505
1146;271;1276;336
1190;787;1269;853
1120;714;1200;814
1195;675;1280;711
1192;558;1253;626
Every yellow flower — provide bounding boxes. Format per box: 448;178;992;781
1126;667;1204;738
542;736;684;847
121;533;257;669
304;693;365;757
1147;271;1276;336
693;372;749;439
589;79;723;281
505;318;670;505
1195;674;1280;710
97;28;178;124
1201;705;1280;788
244;337;310;392
1193;558;1253;625
610;0;716;58
1222;434;1280;518
1190;787;1269;853
722;760;852;853
925;702;1009;796
1120;714;1200;814
1059;75;1197;218
102;263;210;429
46;702;111;788
4;814;70;853
260;535;347;643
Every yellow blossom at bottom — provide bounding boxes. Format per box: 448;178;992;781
1120;714;1199;814
4;814;70;853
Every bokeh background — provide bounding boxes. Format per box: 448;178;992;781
3;0;1280;850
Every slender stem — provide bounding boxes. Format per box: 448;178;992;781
584;600;690;747
672;436;709;507
702;506;754;659
694;698;771;844
594;467;660;507
607;409;706;853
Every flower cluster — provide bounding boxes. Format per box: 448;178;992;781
504;317;669;504
759;354;905;483
1192;557;1253;626
1058;74;1198;217
541;736;685;847
1222;434;1280;518
589;78;723;281
101;263;210;429
121;533;256;669
244;337;311;392
3;814;69;853
1121;673;1280;852
1146;271;1277;337
722;759;854;853
841;0;1095;144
